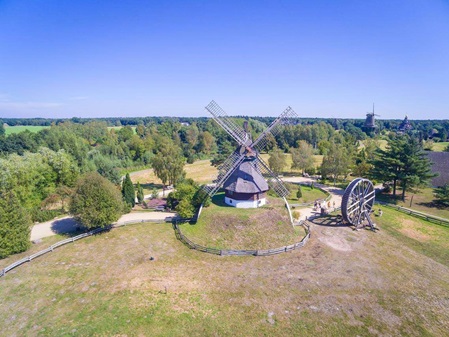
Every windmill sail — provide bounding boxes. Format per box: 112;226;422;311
253;156;290;198
252;106;297;153
205;100;251;146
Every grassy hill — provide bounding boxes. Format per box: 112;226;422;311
181;193;301;250
1;207;449;336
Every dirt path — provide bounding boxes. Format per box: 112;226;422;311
30;211;176;241
283;177;344;221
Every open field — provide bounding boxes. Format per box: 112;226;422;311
4;125;49;135
1;208;449;336
432;141;449;152
129;154;323;190
181;193;301;250
107;126;137;133
285;183;328;204
377;187;449;219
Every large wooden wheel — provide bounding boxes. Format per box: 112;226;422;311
341;178;375;228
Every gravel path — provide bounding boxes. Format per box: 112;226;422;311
283;177;344;221
30;211;176;241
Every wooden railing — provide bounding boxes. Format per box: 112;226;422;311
0;218;172;278
173;220;311;257
376;201;449;228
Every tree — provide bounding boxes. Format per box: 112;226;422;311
0;190;31;258
320;142;351;185
296;185;303;199
435;184;449;207
369;135;435;200
122;173;135;207
70;172;124;229
268;148;287;174
197;131;215;154
291;140;314;173
151;141;186;187
136;182;144;204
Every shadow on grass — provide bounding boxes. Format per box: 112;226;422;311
417;201;448;210
210;192;233;208
140;183;164;190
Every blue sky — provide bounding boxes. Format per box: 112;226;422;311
0;0;448;119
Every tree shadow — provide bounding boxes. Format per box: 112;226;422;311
140;183;164;190
417;201;448;210
50;218;84;237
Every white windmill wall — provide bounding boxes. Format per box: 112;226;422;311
224;197;266;208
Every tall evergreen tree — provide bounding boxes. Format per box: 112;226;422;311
136;181;144;204
122;173;135;207
369;135;435;200
0;190;32;258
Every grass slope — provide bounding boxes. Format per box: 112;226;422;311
182;193;301;250
377;188;449;219
1;212;449;336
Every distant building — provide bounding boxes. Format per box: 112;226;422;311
180;122;190;127
426;151;449;187
398;116;412;134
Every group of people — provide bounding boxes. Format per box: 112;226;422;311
314;199;336;215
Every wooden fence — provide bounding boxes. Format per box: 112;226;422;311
376;201;449;228
173;220;311;257
0;217;172;278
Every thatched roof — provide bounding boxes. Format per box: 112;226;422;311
426;151;449;187
223;160;269;194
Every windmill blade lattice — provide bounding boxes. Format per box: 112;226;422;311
202;152;246;198
252;106;297;153
205;100;252;147
254;156;290;198
202;100;295;201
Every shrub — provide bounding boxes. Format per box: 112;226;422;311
70;172;124;229
292;210;301;220
0;191;32;258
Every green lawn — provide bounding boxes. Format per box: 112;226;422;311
4;125;49;135
376;206;449;268
377;187;449;219
285;183;328;204
182;192;302;250
432;141;449;152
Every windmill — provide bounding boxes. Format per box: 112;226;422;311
363;103;380;131
201;100;297;208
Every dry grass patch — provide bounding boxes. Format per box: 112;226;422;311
1;217;449;336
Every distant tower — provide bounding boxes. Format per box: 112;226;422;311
363;104;379;132
398;115;412;134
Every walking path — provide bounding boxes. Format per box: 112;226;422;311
30;211;176;241
283;177;344;221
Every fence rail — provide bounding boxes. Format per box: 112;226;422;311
173;220;311;257
376;201;449;227
0;218;171;278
